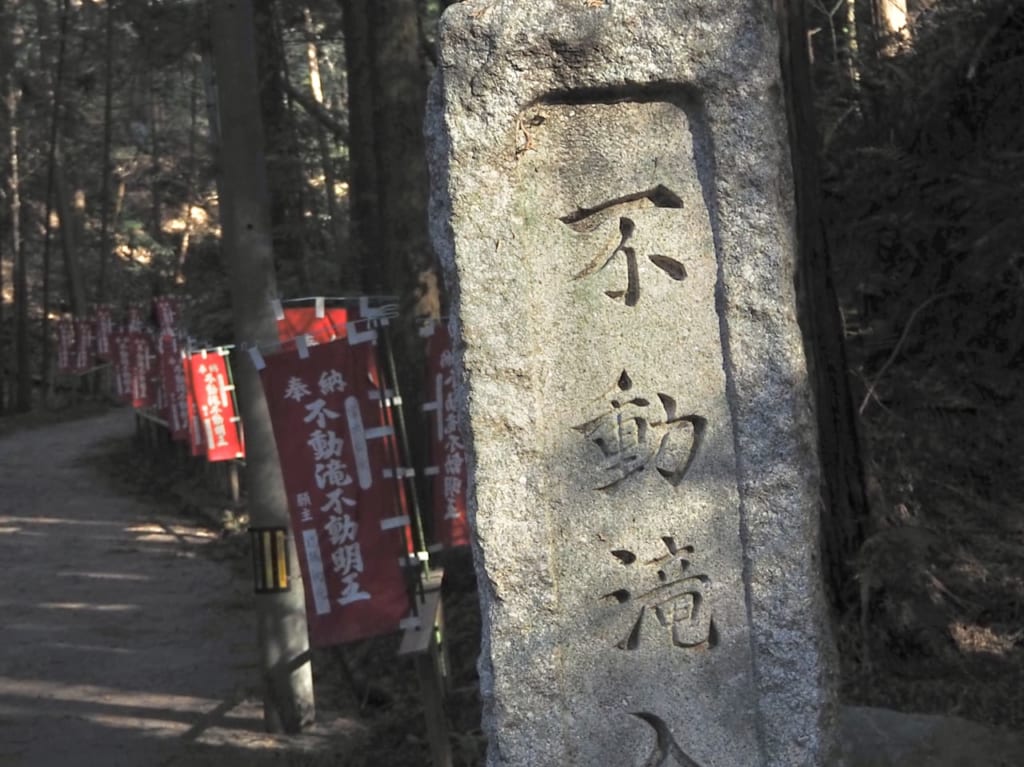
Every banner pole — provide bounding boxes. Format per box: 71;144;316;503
380;325;429;558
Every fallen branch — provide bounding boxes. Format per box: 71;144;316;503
281;80;348;143
859;290;963;415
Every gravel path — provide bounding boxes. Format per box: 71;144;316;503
0;409;359;767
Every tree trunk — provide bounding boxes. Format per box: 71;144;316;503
1;0;26;413
340;0;438;309
209;0;316;735
0;0;11;413
39;0;73;401
875;0;909;50
776;0;869;610
369;0;435;313
148;67;163;259
54;157;87;317
11;113;28;412
96;0;114;303
340;0;440;528
303;6;345;283
338;0;378;293
253;0;312;297
175;51;200;287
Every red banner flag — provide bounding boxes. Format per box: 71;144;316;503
110;332;152;407
126;303;146;333
260;336;414;646
182;352;206;457
56;317;74;375
73;317;94;374
94;305;114;360
153;296;181;335
187;350;244;462
276;305;349;348
422;322;470;549
158;334;190;440
110;332;131;402
129;333;154;408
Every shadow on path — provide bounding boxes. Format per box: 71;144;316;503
0;409;362;767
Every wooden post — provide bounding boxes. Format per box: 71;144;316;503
228;460;241;506
398;571;451;767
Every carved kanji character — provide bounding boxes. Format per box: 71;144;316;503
575;370;706;489
603;537;714;651
570;215;687;307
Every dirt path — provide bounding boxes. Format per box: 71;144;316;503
0;409;358;767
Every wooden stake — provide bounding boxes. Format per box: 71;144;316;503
399;572;452;767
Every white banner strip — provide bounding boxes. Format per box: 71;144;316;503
302;530;331;616
346;321;377;345
247;347;266;370
380;516;410;531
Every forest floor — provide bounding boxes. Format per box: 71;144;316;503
835;331;1024;731
819;0;1024;734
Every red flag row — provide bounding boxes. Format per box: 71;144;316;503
106;330;244;462
56;298;182;376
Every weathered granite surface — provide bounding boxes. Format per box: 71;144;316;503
426;1;839;765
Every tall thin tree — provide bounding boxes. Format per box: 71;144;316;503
39;0;73;397
253;0;313;296
209;0;316;734
302;6;344;279
96;0;115;302
0;0;13;413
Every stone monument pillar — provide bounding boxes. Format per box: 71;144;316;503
426;2;839;765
